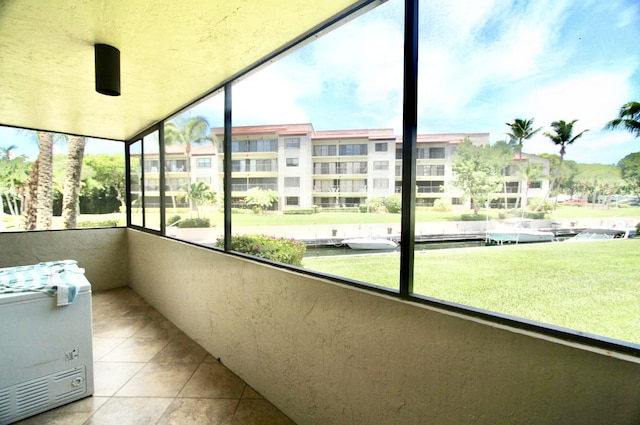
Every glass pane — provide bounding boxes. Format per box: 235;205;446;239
129;140;143;227
163;90;224;243
230;0;404;290
142;131;160;231
0;125;125;231
415;1;640;344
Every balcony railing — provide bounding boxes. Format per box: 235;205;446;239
313;186;367;193
231;183;278;191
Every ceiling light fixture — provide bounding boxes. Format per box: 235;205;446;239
94;44;121;96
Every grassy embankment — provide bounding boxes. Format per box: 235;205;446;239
303;239;640;344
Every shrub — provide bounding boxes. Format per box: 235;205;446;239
217;234;306;266
77;220;119;228
433;198;452;212
383;195;402;213
527;198;553;213
359;204;368;213
460;214;485;221
166;215;181;226
231;208;254;215
177;218;210;228
283;208;317;215
523;212;546;219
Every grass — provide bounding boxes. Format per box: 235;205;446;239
303;240;640;344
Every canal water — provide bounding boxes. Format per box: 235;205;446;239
304;240;487;257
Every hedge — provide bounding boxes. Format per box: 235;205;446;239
217;234;306;266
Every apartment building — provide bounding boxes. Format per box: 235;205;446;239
143;123;549;210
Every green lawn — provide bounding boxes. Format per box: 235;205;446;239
303;240;640;344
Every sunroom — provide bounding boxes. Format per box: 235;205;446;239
1;0;640;424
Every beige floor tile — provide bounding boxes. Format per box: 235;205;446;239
100;337;170;362
133;318;184;339
84;397;173;425
151;334;208;364
156;398;238;425
242;385;264;399
121;304;165;321
92;319;149;338
179;362;246;398
231;399;296;425
92;336;127;360
93;362;145;396
12;396;109;425
116;362;199;397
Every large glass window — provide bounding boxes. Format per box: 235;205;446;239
163;90;224;242
411;0;640;345
0;125;125;232
230;0;403;289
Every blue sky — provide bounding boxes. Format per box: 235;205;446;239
3;0;639;165
228;0;640;165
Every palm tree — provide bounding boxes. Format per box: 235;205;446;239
536;120;588;211
516;160;545;215
178;181;216;218
34;131;54;230
505;118;542;160
605;101;640;138
164;115;212;173
61;135;86;228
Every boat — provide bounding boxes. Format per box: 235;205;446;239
486;219;555;244
565;227;637;242
342;237;398;250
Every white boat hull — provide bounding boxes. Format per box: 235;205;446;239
486;230;555;243
342;238;398;250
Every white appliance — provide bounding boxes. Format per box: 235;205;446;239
0;264;94;425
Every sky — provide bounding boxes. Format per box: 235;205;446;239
2;0;639;165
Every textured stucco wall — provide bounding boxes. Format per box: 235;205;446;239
127;229;640;425
0;228;128;291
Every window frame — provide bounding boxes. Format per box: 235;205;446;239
122;0;640;359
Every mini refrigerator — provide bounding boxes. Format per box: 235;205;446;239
0;262;94;425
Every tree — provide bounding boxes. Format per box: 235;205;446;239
536;120;588;210
516;160;545;214
505;118;542;160
178;181;216;218
618;152;640;199
61;135;86;228
34;132;55;230
244;186;278;214
0;145;30;227
451;140;504;214
83;154;126;212
164;115;212;173
605;101;640;138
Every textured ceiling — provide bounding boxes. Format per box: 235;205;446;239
0;0;364;141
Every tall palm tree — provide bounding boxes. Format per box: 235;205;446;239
62;135;86;228
0;145;30;227
605;101;640;138
164;115;212;173
34;131;54;230
536;120;588;210
505;118;542;160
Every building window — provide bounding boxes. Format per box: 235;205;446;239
286;196;299;206
285;137;300;148
166;159;187;172
451;197;463;205
375;142;388;152
530;181;542;189
395;147;402;159
284;177;300;187
417;164;445;176
505;182;519;193
232;139;278;153
196;158;211;168
286;158;299;167
313;145;337;156
374;160;389;170
373;178;389;189
339;144;368;156
429;147;445;159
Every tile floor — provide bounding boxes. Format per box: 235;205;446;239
14;287;296;425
